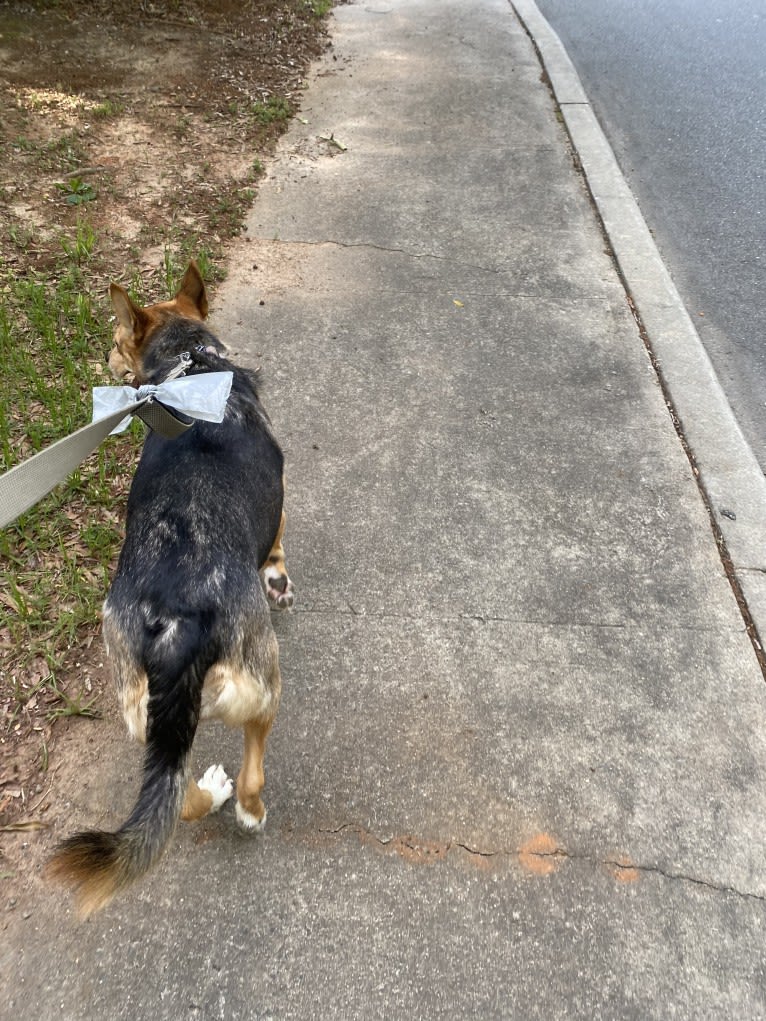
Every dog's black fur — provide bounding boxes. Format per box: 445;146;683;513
124;321;284;583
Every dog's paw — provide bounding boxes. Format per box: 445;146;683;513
263;566;295;610
198;764;234;813
235;801;268;834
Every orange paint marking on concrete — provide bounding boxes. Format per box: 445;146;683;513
517;832;563;876
606;855;641;884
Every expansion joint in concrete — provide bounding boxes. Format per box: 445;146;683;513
292;606;734;637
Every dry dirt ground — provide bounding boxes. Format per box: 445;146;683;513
0;0;330;881
1;0;329;276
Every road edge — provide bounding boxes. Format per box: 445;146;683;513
511;0;766;661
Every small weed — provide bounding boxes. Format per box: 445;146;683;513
8;224;35;250
59;219;97;264
213;195;238;217
18;132;89;174
194;249;216;283
174;114;192;139
250;96;292;126
80;521;118;560
55;177;97;205
12;135;36;153
50;133;86;167
46;682;101;722
162;247;213;297
228;96;292;126
162;248;177;298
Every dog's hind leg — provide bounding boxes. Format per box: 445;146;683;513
181;764;233;822
235;710;277;833
262;509;295;609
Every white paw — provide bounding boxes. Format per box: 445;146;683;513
198;764;234;813
263;566;295;610
236;801;267;833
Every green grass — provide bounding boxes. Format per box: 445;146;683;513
159;246;217;299
0;224;136;715
1;245;109;446
92;99;124;119
226;95;293;129
0;229;222;722
250;95;293;126
13;131;87;174
306;0;333;16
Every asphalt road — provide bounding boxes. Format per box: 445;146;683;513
534;0;766;470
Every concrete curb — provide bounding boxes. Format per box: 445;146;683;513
511;0;766;653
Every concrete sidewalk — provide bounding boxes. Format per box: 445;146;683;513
5;0;766;1017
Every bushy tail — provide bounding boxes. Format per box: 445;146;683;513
48;612;218;917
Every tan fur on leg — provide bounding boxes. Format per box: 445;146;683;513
235;716;275;831
262;509;295;608
181;778;214;822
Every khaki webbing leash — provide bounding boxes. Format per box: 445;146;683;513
0;395;191;529
0;357;233;530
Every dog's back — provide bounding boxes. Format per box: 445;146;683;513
115;333;284;596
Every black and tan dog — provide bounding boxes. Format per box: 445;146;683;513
48;263;294;916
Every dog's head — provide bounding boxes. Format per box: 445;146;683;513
108;261;209;383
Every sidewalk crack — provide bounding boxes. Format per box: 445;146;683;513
603;859;766;903
315;824;766;901
263;235;504;275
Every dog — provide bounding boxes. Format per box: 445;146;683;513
48;262;294;916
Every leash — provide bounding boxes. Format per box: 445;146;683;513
0;354;233;529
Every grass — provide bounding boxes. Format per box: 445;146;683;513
252;95;293;125
227;95;294;128
0;221;218;723
306;0;333;16
92;99;124;119
0;229;130;714
12;131;87;174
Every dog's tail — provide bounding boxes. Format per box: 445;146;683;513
47;611;218;917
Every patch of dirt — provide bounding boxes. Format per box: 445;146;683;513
0;0;329;281
0;0;330;856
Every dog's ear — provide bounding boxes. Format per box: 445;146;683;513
175;261;208;320
109;283;147;339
